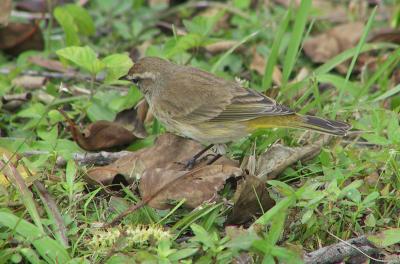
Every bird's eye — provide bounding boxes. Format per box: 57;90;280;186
131;78;140;85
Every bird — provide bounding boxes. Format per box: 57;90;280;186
125;56;351;167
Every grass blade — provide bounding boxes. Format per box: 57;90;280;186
34;181;69;247
282;0;312;84
0;159;44;233
359;47;400;99
211;31;259;73
331;7;377;118
0;211;70;263
262;9;291;90
372;83;400;102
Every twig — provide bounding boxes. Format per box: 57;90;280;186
22;150;132;166
33;181;69;247
0;68;82;80
304;235;381;264
11;10;51;20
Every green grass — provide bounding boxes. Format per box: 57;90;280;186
1;0;400;263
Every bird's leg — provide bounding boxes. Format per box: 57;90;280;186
206;154;222;165
184;144;214;170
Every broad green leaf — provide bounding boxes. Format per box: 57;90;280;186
109;87;142;112
165;34;205;58
87;99;115;122
56;46;104;75
168;248;198;261
64;4;95;36
54;7;80;46
225;229;258;250
368;228;400;247
0;211;70;263
102;53;133;83
254;196;295;225
190;223;214;249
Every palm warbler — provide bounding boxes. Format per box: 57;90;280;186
126;57;350;145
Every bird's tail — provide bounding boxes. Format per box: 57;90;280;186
248;114;351;136
294;114;351;136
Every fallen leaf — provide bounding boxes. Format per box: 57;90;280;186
369;28;400;44
204;40;241;54
1;92;32;111
303;22;364;63
250;49;282;86
12;76;47;89
0;22;44;56
273;0;347;23
227;175;275;224
0;0;12;26
60;104;148;151
256;138;328;180
140;165;242;209
86;133;237;186
28;56;76;73
114;104;148;139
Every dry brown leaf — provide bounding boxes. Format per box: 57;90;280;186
1;92;32;111
0;22;44;56
256;138;328;181
250;49;282;86
303;22;364;63
227;175;275;224
273;0;347;23
114;104;148;139
140;165;242;209
148;0;169;8
86;133;237;186
0;0;12;26
78;121;138;151
12;76;47;89
28;56;75;73
204;40;240;54
60;103;148;151
369;28;400;44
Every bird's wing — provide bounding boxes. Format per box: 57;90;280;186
158;67;293;124
209;86;294;122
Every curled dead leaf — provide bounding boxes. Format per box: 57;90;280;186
303;22;364;63
1;92;32;111
0;22;44;56
86;133;237;186
12;76;47;89
256;138;328;181
59;102;148;151
227;174;275;224
28;56;76;74
114;103;148;139
369;28;400;44
140;165;243;209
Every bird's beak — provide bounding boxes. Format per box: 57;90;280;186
119;75;130;81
